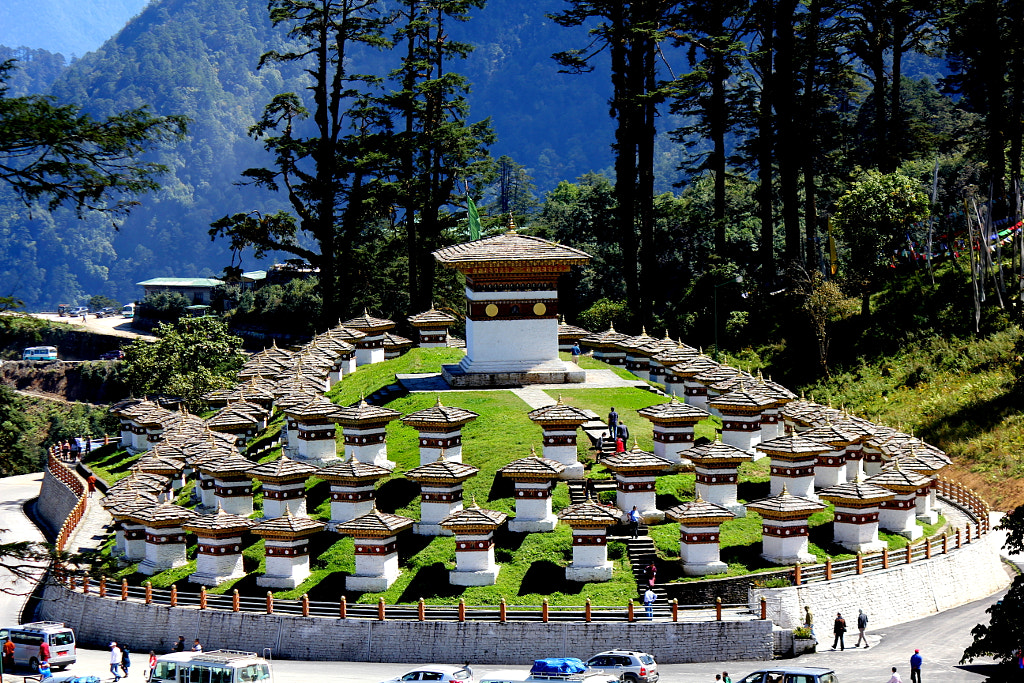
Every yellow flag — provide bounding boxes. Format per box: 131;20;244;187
828;217;838;275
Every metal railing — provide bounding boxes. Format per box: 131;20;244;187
56;576;763;624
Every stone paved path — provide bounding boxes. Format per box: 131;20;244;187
397;368;649;394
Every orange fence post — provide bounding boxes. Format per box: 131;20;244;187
905;544;912;564
856;554;863;574
627;599;635;622
232;590;240;612
83;576;90;595
760;597;767;620
942;534;948;554
541;599;548;623
671;599;678;622
170;584;177;607
459;598;466;622
339;595;346;619
585;598;591;623
99;576;106;598
145;582;152;605
794;563;802;586
500;598;507;623
121;579;128;601
266;592;274;615
716;597;722;621
825;558;832;581
882;548;889;569
200;587;207;610
956;528;962;548
417;598;425;621
925;540;932;559
377;597;385;621
301;594;309;617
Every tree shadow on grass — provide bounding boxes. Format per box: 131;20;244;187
308;530;338;562
656;492;687;511
376;478;420;513
917;388;1021;448
398;562;464;602
226;572;263;597
493;526;527;552
719;538;777;572
518;560;583;596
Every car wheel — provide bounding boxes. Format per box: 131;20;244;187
29;657;39;673
623;675;639;683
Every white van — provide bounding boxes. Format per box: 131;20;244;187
148;650;272;683
0;621;76;671
22;346;58;361
122;303;136;318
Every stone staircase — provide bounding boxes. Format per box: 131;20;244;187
625;535;668;602
366;383;408;405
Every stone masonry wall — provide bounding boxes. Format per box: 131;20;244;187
751;532;1010;630
37;585;773;664
35;468;80;539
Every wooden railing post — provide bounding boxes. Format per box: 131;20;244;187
145;581;152;605
882;548;889;569
266;592;274;614
942;534;948;554
825;558;832;581
170;584;177;607
459;598;466;622
121;579;128;601
794;563;802;586
671;598;678;622
232;589;240;612
417;598;425;621
584;598;591;623
99;576;106;598
905;544;912;564
83;576;90;594
760;596;767;620
856;553;863;574
339;595;346;619
301;594;309;617
627;599;635;622
715;597;722;621
377;597;385;621
499;598;507;623
925;539;932;559
200;586;207;610
956;528;962;548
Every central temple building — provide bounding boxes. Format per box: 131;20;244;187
432;223;591;387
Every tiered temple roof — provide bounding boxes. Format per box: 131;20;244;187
336;506;416;537
401;397;480;429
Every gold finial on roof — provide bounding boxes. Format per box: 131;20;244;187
557;394;563;405
506;214;517;234
641;326;648;337
530;445;537;457
694;488;704;503
437;447;447;462
609;322;616;333
780;483;790;496
435;395;443;408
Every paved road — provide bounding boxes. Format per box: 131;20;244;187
0;473;47;626
27;312;156;341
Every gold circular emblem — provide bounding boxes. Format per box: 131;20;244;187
485;304;499;317
533;302;547;316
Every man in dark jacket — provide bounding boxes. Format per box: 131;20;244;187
855;609;869;647
831;612;847;651
910;649;923;683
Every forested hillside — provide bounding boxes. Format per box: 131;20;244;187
0;0;150;57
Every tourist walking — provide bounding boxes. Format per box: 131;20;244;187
120;644;131;678
616;422;629;442
109;642;122;682
855;609;869;647
607;407;619;438
146;651;157;679
645;561;657;588
571;342;581;364
831;612;847;651
910;649;922;683
886;667;903;683
721;673;731;683
615;436;625;453
643;587;656;620
3;637;14;671
804;606;817;643
86;474;98;498
628;506;641;538
39;638;50;664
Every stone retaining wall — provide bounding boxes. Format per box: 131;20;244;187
35;464;81;539
36;584;773;664
751;532;1010;631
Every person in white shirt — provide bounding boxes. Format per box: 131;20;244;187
887;666;903;683
109;643;122;682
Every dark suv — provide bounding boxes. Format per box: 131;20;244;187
736;667;838;683
585;651;658;683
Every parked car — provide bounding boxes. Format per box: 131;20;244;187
379;665;474;683
94;307;116;318
98;349;124;360
69;306;89;317
584;651;658;683
735;667;839;683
